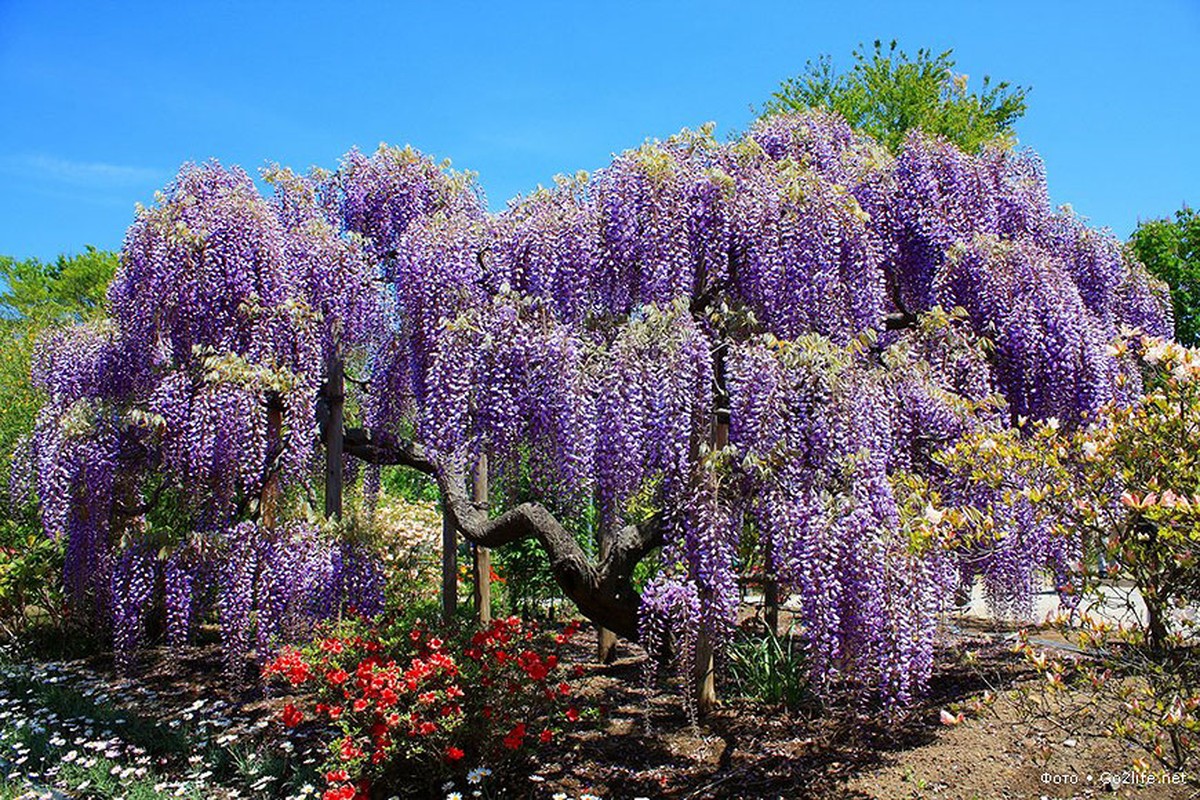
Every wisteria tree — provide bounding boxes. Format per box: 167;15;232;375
31;112;1171;706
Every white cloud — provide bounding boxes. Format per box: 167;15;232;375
2;154;161;186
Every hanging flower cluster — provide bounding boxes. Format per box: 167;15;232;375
28;153;479;668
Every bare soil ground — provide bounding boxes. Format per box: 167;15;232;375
524;621;1195;800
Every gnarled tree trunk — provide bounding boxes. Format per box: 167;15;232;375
339;430;658;642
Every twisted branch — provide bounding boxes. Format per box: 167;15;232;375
336;427;659;640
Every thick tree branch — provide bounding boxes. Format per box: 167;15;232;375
319;423;659;640
884;310;917;330
885;276;918;331
435;458;659;641
312;366;433;473
341;428;435;473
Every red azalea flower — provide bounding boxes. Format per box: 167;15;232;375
446;746;465;761
502;722;527;750
565;706;580;722
339;737;362;760
523;657;549;681
281;703;303;728
325;769;349;783
539;728;553;744
353;698;370;712
327;668;349;685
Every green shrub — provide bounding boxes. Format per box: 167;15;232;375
724;625;817;712
937;333;1200;776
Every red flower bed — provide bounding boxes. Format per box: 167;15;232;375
264;615;584;798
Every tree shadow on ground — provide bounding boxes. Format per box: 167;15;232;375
519;624;1031;799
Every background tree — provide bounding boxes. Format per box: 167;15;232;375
0;246;117;324
1130;206;1199;345
760;40;1029;154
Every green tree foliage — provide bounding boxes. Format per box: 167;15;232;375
0;245;117;325
0;247;118;477
1130;207;1200;345
760;40;1029;154
0;248;116;643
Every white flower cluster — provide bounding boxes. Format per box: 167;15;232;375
0;660;325;799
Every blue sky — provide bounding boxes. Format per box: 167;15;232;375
1;0;1196;262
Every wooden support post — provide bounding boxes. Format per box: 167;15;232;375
694;627;717;716
596;529;618;663
694;416;729;714
764;550;779;637
471;454;491;624
324;356;344;520
596;623;618;664
442;502;457;624
262;401;283;530
764;576;780;637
